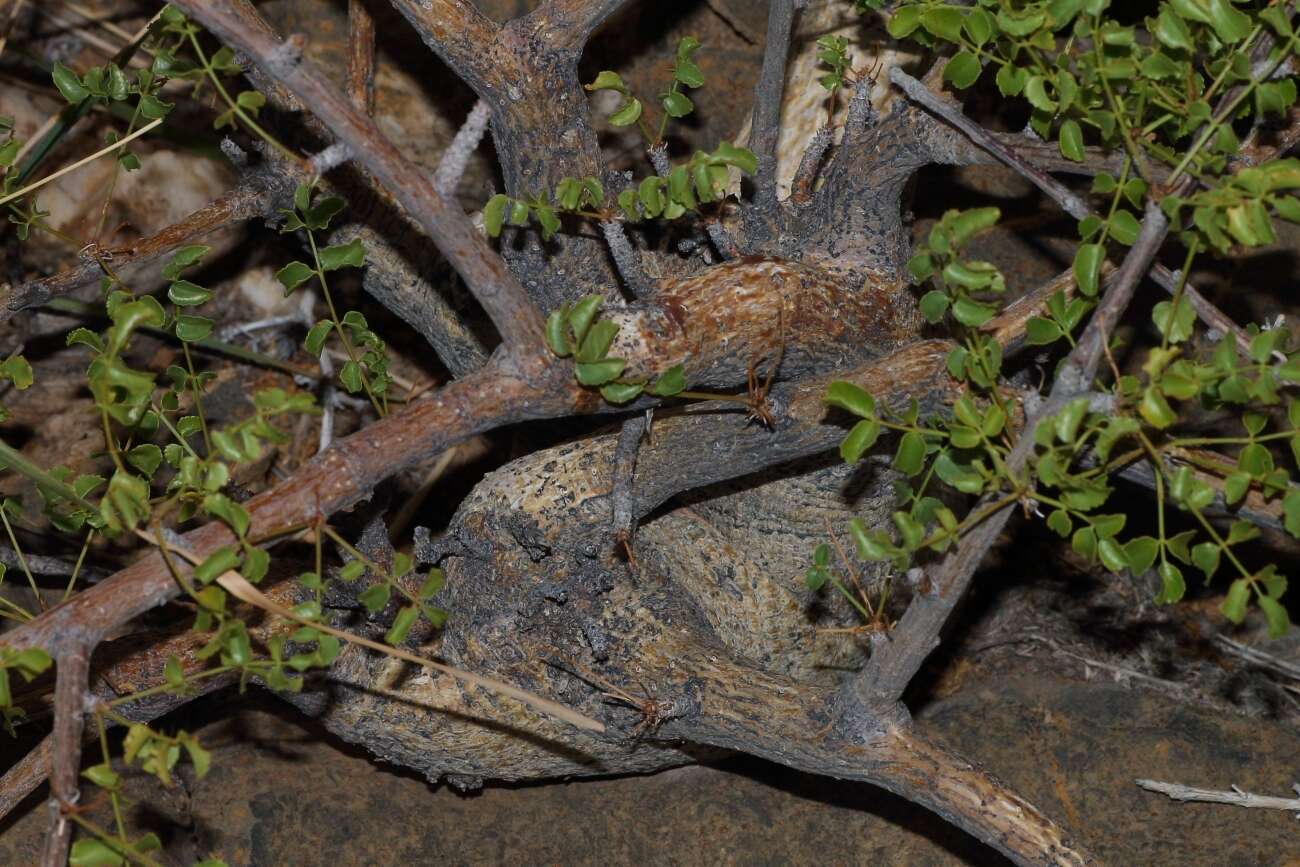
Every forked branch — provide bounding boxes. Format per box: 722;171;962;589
172;0;548;358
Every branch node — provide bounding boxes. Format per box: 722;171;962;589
267;32;306;75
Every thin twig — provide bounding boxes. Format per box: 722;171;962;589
435;99;490;200
600;221;655;298
40;642;91;867
1136;779;1300;816
0;118;162;208
610;415;647;551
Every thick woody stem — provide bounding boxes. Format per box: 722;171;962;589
384;0;500;93
533;0;641;50
347;0;376;115
173;0;547;357
39;643;91;867
654;638;1093;866
748;0;799;231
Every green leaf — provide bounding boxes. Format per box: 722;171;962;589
1170;0;1251;43
0;356;33;389
1154;6;1194;51
162;245;211;280
1025;317;1063;345
386;605;420;645
127;444;162;478
68;839;124;867
1058;119;1084;162
338;360;364;393
649;364;686;397
545;309;572;357
887;5;923;38
585;71;628;93
804;566;829;591
304;320;332;356
194;547;240;584
1192;542;1220;579
1220;577;1250;624
892;431;926;476
419;568;445;599
576;319;619;363
1258;595;1290;638
174;314;212;343
921;7;964;41
82;762;121;789
275;261;315;295
1139;387;1177;429
951;297;997;328
1284;489;1300;539
359;583;391;613
236;89;265;112
1152;296;1195;344
1124;536;1159;575
995;63;1027;96
943;51;981;89
164;654;184;689
1109;210;1140;245
609;97;643;127
934;452;984;494
600;381;644;404
823;381;876;419
339;560;366;582
168;280;212;307
52;63;90;104
138;93;172;119
662;91;694;117
1156;562;1186;604
840;419;881;464
567;296;603;345
484;194;508;237
575;358;626;386
318;239;365;272
918;290;950;323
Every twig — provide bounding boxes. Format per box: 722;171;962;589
600;221;655;298
1136;779;1300;816
39;642;91;867
610;415;647;551
789;125;833;204
0;0;25;61
434;99;490;200
0;159;301;321
1213;633;1300;682
0;118;163;207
